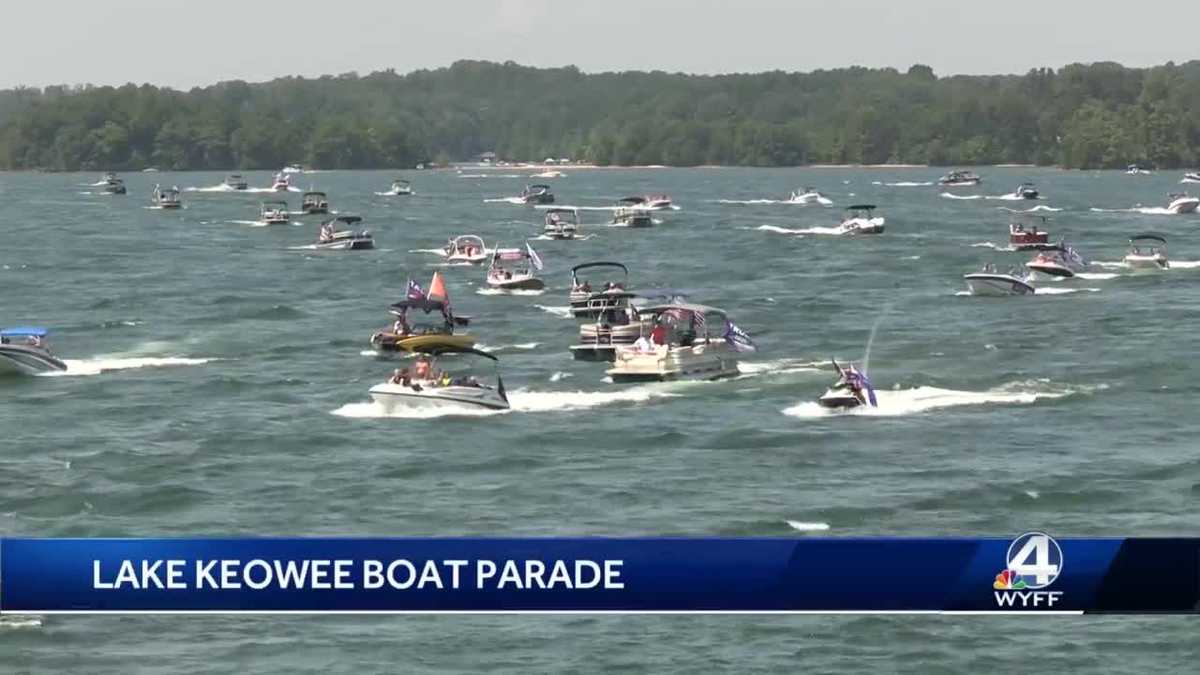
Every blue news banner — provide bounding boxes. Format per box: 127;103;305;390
1;535;1197;613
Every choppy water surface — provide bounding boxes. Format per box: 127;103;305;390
3;168;1199;672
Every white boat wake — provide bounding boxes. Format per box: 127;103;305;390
475;287;546;296
970;242;1015;251
534;304;573;318
753;224;806;235
885;181;933;187
786;521;831;532
48;356;213;377
716;198;833;206
476;342;542;352
331;384;683;419
1094;259;1200;270
782;381;1097;418
737;359;824;376
1090;206;1183;216
484;197;528;204
230;219;299;228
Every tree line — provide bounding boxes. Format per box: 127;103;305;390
1;59;1198;171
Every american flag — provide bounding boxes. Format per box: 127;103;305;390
406;279;425;300
693;310;706;337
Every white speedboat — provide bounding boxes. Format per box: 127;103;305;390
224;173;248;190
938;169;982;187
260;200;290;225
517;184;555;205
543;208;580;239
1183;172;1200;183
152;185;182;209
389;179;414;196
1025;246;1085;279
835;204;885;235
606;303;749;382
787;187;833;205
270;172;291;191
1126;164;1152;176
486;243;545;291
1166;193;1200;214
0;328;67;376
301;191;329;215
963;264;1035;296
369;347;509;412
817;361;878;410
1013;182;1039;199
314;216;374;250
570;304;646;361
570;262;633;318
101;176;127;195
282;165;303;174
619;194;673;210
1123;233;1169;270
442;235;489;264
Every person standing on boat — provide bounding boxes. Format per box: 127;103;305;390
650;323;668;346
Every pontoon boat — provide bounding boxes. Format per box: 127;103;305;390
606;303;746;382
835;204;885;235
314;216;374;250
1008;212;1054;250
938;170;982;187
517;184;555;205
301;191;330;215
369;346;509;412
543;208;580;239
817;361;878;410
1166;193;1200;214
152;185;182;209
224;173;248;190
369;298;474;354
570;303;647;362
442;235;489;264
0;327;67;376
260;201;290;225
1013;182;1040;199
963;264;1035;296
611;206;654;227
1124;233;1169;270
486;243;545;291
569;262;633;318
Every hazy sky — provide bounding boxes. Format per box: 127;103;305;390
6;0;1198;89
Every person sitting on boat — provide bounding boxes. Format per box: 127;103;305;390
392;317;410;336
30;335;45;349
579;281;592;293
439;371;452;387
414;357;432;380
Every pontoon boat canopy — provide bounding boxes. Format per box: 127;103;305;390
0;327;48;338
1130;232;1167;243
846;204;876;211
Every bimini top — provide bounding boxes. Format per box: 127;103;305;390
544;207;578;215
1130;232;1167;243
526;184;552;191
393;179;410;185
325;215;363;226
261;200;288;208
303;190;327;198
0;326;48;338
571;261;628;277
451;234;485;245
846;204;876;211
618;196;647;204
389;298;453;315
410;344;498;361
638;302;729;319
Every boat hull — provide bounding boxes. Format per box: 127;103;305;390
370;332;476;354
0;346;68;376
606;344;740;383
1167;199;1200;214
369;383;509;411
963;274;1035;296
1124;255;1169;270
487;277;545;291
315;237;374;250
817;391;863;409
1026;263;1075;278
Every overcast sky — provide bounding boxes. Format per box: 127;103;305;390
5;0;1198;89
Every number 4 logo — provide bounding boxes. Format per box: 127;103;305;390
1006;532;1063;589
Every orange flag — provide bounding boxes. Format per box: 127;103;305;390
428;271;448;303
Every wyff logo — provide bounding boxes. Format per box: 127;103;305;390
992;532;1065;609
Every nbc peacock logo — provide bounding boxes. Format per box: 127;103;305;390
993;569;1028;590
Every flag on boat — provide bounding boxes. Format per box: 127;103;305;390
723;319;756;352
526;243;544;271
845;367;878;407
406;278;425;301
693;310;706;337
427;271;448;303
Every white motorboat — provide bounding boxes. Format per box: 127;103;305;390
835;204;885;235
442;235;490;264
152;185;182;209
486;243;545;291
570;303;646;362
101;176;127;195
606;303;751;382
314;216;374;250
531;170;565;178
1013;182;1040;199
1166;193;1200;214
224;173;248;190
787;187;833;205
1025;245;1085;279
0;327;67;376
569;262;633;318
817;361;878;410
369;346;509;412
270;172;291;191
260;200;290;225
517;184;555;205
301;191;329;215
1126;164;1152;176
938;170;982;187
388;179;414;196
543;207;580;239
617;194;673;211
1182;172;1200;183
282;165;303;174
963;264;1035;296
1123;233;1169;270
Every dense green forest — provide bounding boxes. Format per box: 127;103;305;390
1;59;1199;171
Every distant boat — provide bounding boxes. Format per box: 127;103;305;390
1124;233;1169;271
1166;193;1200;214
301;191;330;215
0;327;67;376
1013;182;1039;200
938;169;982;186
963;264;1035;296
152;185;182;209
1126;164;1152;176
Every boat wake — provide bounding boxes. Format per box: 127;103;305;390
331;384;683;419
753;224;806;235
534;304;573;318
475;287;546;296
737;359;824;376
1033;287;1101;295
0;615;42;629
1090;206;1181;215
970;242;1015;251
886;181;934;187
477;342;542;353
940;192;982;200
782;380;1092;418
716;198;833;206
1074;272;1120;280
530;234;595;241
484;197;527;204
230;219;299;228
49;356;213;377
1094;260;1200;270
786;521;831;532
1021;205;1061;212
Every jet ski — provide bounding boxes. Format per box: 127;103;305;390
0;328;68;376
817;361;878;410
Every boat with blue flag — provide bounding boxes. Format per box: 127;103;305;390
818;360;878;410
